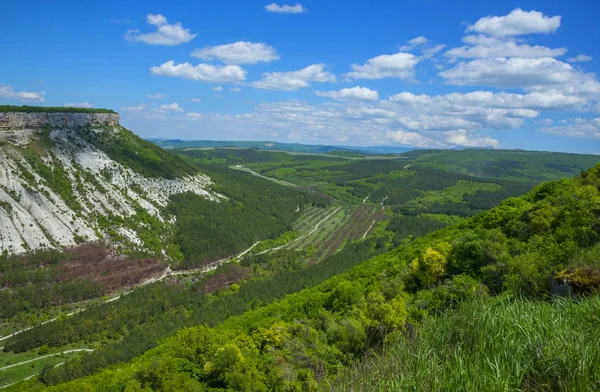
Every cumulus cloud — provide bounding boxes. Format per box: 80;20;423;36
567;54;593;63
399;36;428;51
125;14;196;45
147;92;165;99
388;90;584;111
120;103;147;111
540;117;600;138
439;57;594;90
251;64;335;90
192;41;279;65
150;61;247;83
345;52;419;80
316;86;379;101
197;97;509;147
445;35;566;59
385;129;498;148
190;98;201;102
158;103;183;112
386;130;439;147
230;88;241;92
212;86;223;92
186;112;202;120
265;3;306;13
0;85;45;102
467;8;561;37
64;102;94;108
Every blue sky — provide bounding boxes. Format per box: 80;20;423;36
2;0;599;154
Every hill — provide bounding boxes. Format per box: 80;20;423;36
16;161;599;391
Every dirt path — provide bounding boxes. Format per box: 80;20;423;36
362;220;377;239
0;349;94;372
230;165;296;187
0;241;262;343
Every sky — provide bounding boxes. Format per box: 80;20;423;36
2;0;600;154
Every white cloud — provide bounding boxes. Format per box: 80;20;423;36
540;117;600;138
386;130;439;147
445;35;566;58
444;129;500;148
186;112;202;120
120;103;147;111
536;118;554;126
399;36;428;51
439;57;593;90
158;103;183;112
407;36;428;45
251;64;335;91
230;88;241;92
0;85;45;102
265;3;306;13
197;98;507;147
385;129;498;148
150;61;247;83
316;86;379;101
212;86;223;92
385;129;500;148
389;90;584;111
567;54;593;63
192;41;279;65
64;102;94;108
346;52;419;80
125;14;196;45
147;92;165;99
467;8;561;37
190;98;201;102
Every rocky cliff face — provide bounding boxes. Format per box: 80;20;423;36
0;112;120;129
0;112;120;146
0;111;220;256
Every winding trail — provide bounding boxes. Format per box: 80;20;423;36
0;241;262;343
0;309;83;343
0;349;94;372
230;165;296;187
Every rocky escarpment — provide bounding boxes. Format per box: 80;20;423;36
0;110;221;256
0;112;120;146
0;112;120;129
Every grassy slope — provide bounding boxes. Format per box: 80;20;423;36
331;296;600;391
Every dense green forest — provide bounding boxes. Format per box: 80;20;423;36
13;162;598;391
0;105;117;113
168;164;328;267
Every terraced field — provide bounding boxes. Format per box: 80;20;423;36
284;204;387;263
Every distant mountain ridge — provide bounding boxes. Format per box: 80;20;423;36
149;139;415;155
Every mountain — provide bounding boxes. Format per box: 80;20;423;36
0;107;219;256
149;139;414;155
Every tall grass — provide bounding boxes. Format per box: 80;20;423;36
329;295;600;391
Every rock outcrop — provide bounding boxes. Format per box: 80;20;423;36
0;112;119;130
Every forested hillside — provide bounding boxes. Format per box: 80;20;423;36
21;162;599;391
168;164;327;267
